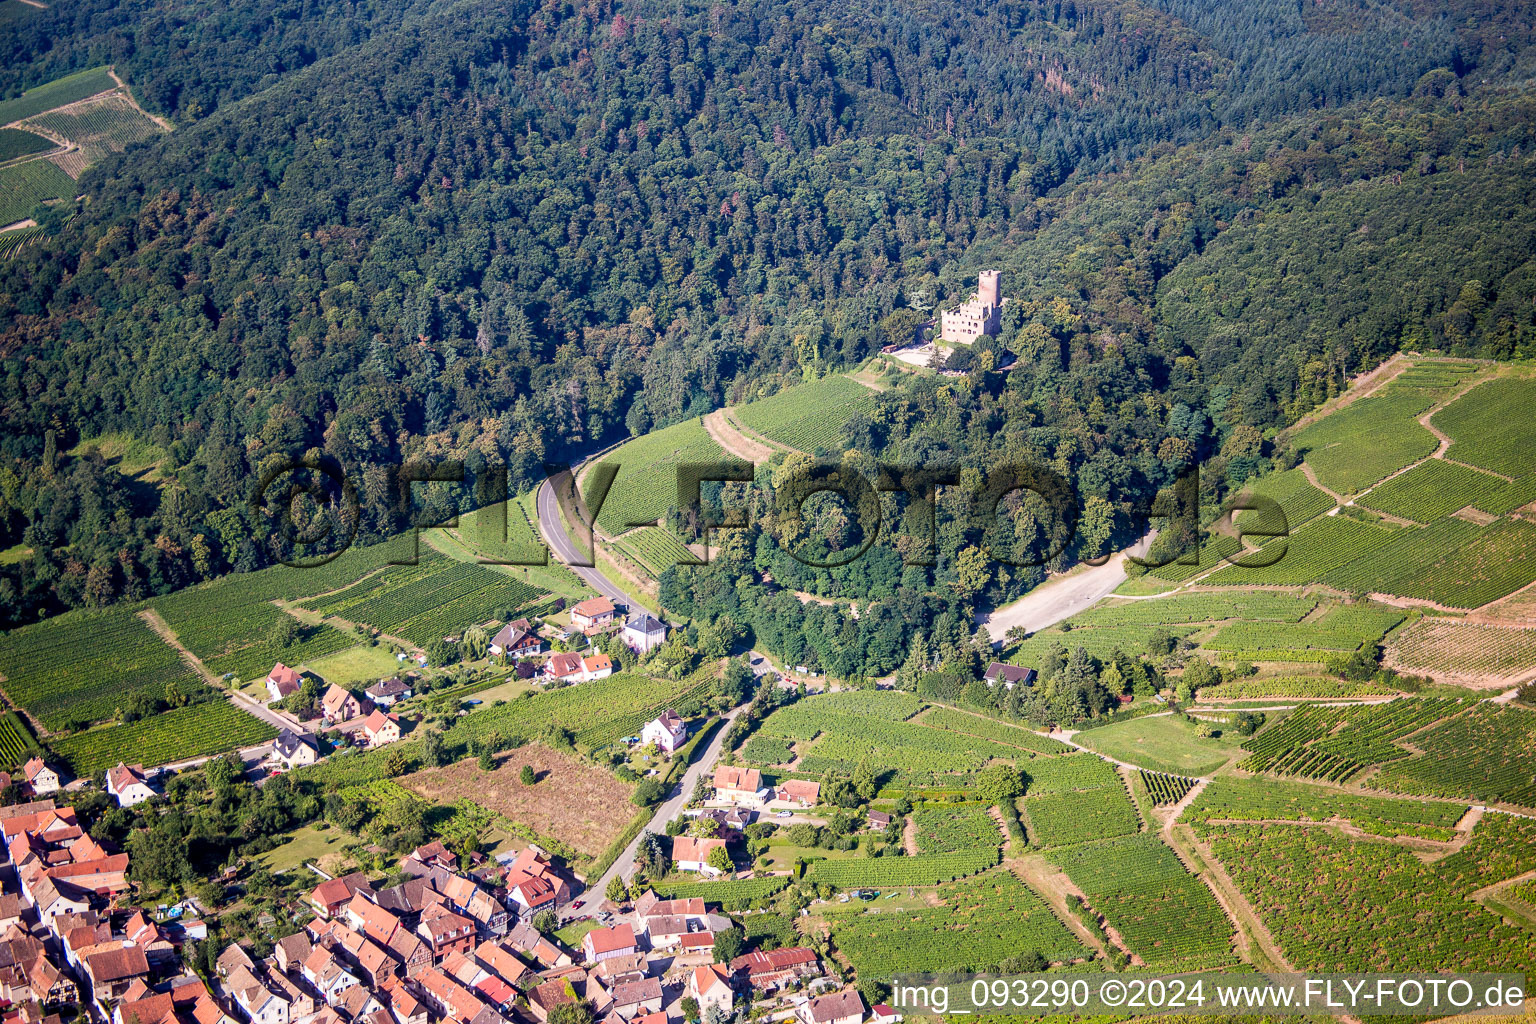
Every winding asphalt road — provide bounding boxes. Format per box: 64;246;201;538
535;476;659;619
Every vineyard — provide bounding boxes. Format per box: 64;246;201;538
1201;815;1536;973
1372;517;1536;609
807;848;1001;888
1370;703;1536;809
1232;467;1335;535
53;699;277;775
311;558;542;646
0;713;40;768
1388;618;1536;681
911;804;1002;853
0;223;44;259
1237;698;1463;782
1020;753;1123;795
1356;458;1508;523
1046;833;1239;971
1291;388;1438;495
740;735;795;765
23;91;165;164
1204;515;1399;588
155;586;357;681
1203;604;1404;657
1139;772;1196;806
0;66;116;123
1065;593;1317;629
1144;533;1243;582
650;876;789;904
1023;784;1141;847
733;375;877;453
1007;623;1201;668
614;526;696;576
1388;361;1483;390
916;707;1072;754
1196;675;1395;699
1433;376;1536;479
446;671;716;752
0;158;75;224
0;606;201;729
585;418;726;534
0;127;51;160
829;869;1088;978
1186;776;1467;840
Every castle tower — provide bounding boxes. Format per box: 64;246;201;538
978;270;1002;308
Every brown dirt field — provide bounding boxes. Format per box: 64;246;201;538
399;743;634;859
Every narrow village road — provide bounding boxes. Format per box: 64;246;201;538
563;703;748;920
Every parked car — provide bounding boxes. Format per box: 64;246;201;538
777;810;792;818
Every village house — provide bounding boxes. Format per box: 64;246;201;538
322;684;365;722
543;652;583;683
983;663;1035;690
799;990;865;1024
82;945;151;1001
21;758;59;796
610;978;663;1020
270;730;318;770
640;711;687;754
301;946;361;1005
417;905;478;960
488;620;543;658
266;663;302;702
670;837;727;876
361;709;402;749
365;677;413;707
729;947;820;991
582;924;636;965
471;943;534;988
866;810;892;831
687;965;733;1018
570;596;616;633
581;653;613;682
503;922;571;970
869;1005;902;1024
226;962;290;1024
712;765;764;806
502;848;571;908
309;873;373;919
775;780;821;808
274;932;312;974
106;763;155;808
621;612;666;654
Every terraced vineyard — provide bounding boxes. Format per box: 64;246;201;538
807;848;1001;887
1237;698;1463;782
0;606;201;729
1204;515;1400;588
1022;753;1125;795
0;66;116;123
23;91;164;163
0;127;52;160
1232;467;1335;534
1047;833;1239;970
615;526;696;575
911;804;1002;853
1140;771;1196;805
0;158;76;224
1356;459;1508;523
829;869;1087;978
1371;703;1536;809
1433;376;1536;479
1318;515;1480;595
1388;618;1536;680
1389;361;1483;390
585;418;726;534
1202;814;1536;973
1187;776;1466;840
733;374;877;453
1375;517;1536;609
1291;388;1438;495
53;699;277;775
0;223;44;258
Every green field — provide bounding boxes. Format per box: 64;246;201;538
0;158;75;224
258;822;355;874
911;803;1002;853
1291;389;1438;495
0;127;52;161
306;645;405;685
305;556;542;646
1024;785;1141;847
53;699;278;775
1433;376;1536;479
0;67;116;124
1232;466;1336;534
0;606;201;730
584;417;726;534
1075;714;1247;776
734;374;878;453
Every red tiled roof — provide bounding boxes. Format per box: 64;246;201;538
583;924;635;956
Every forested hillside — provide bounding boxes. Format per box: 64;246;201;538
1;0;1534;628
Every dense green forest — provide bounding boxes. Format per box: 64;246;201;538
1;0;1534;630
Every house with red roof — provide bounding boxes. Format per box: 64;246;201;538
361;709;402;748
687;965;733;1018
105;764;154;808
266;663;302;702
670;836;727;876
582;924;636;965
570;596;616;633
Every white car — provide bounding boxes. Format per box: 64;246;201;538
777;810;792;818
